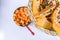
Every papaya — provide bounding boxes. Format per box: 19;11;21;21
32;0;40;15
51;5;60;36
35;15;52;29
39;5;56;16
34;5;56;29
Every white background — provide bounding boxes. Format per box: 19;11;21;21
0;0;60;40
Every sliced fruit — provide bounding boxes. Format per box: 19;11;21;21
39;0;44;4
32;0;40;15
52;5;60;36
35;15;52;29
39;5;56;16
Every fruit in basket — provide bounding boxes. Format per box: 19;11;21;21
28;0;60;36
51;5;60;36
32;0;56;29
35;15;52;29
32;0;40;15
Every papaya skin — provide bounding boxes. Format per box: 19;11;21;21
53;22;60;36
52;5;60;36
